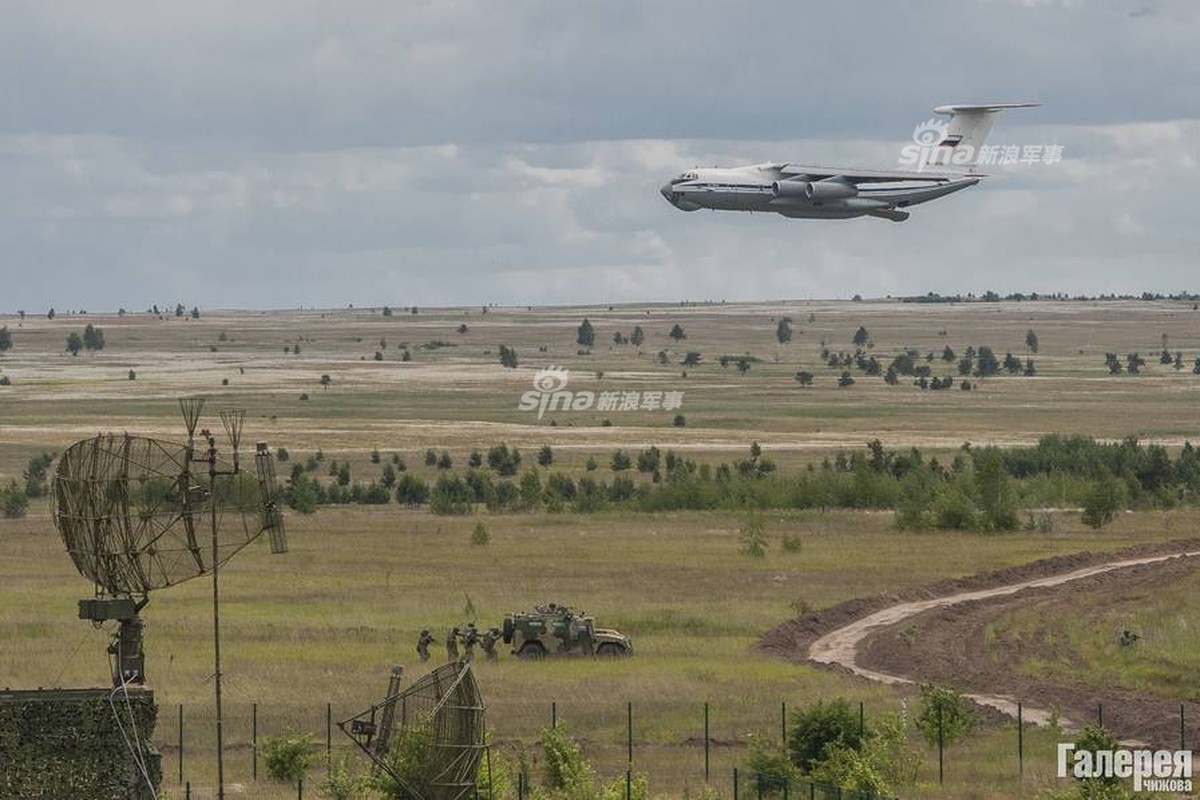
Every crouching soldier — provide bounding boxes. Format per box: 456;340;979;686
481;627;501;660
416;629;435;662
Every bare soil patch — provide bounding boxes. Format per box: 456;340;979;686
760;538;1200;746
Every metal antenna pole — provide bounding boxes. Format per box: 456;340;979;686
207;431;226;800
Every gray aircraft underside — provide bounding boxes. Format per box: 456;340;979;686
660;103;1037;222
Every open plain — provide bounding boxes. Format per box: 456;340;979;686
2;298;1199;798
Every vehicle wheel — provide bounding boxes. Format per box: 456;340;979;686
502;617;514;645
596;643;624;657
517;641;546;659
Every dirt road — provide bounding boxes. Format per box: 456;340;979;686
761;541;1200;744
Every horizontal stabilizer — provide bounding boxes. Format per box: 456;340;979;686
929;102;1040;165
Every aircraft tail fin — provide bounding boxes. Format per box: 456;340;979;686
932;103;1040;165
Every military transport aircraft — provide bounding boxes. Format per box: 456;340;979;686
659;103;1039;222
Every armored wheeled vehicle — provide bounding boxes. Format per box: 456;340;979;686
501;603;633;658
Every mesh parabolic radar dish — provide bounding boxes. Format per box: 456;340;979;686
341;661;486;800
53;433;285;596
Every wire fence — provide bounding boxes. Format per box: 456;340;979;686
156;698;1195;798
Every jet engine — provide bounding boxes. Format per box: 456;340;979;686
770;180;809;198
805;179;858;201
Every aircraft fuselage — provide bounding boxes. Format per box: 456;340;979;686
660;163;980;222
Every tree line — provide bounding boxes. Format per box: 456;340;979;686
277;435;1200;530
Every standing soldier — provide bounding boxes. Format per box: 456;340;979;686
416;629;435;662
481;627;500;660
446;626;460;660
463;623;479;661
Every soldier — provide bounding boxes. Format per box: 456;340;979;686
416;629;435;662
446;626;460;660
463;622;479;661
481;627;500;660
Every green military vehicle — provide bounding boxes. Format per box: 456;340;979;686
501;603;633;658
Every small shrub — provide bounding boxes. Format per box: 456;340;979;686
787;698;865;772
322;754;367;800
915;683;975;748
781;533;803;552
739;511;768;558
540;724;596;798
261;728;317;783
2;482;29;519
370;716;437;798
746;733;799;793
127;369;136;380
470;522;490;546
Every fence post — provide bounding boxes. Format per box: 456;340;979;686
178;703;184;785
252;702;258;781
626;769;632;800
1097;702;1103;728
326;702;332;773
733;767;739;800
627;701;633;767
552;700;557;729
1017;703;1024;775
298;777;303;799
937;704;944;785
704;702;710;783
858;701;864;738
185;781;190;800
781;701;787;745
1181;703;1186;750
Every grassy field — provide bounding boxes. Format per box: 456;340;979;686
987;563;1200;703
2;300;1199;798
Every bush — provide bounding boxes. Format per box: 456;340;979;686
541;724;596;799
915;683;975;748
395;474;429;506
739;511;767;557
1082;471;1126;529
487;443;522;476
745;733;799;795
470;522;490;546
321;754;367;800
370;716;438;799
2;482;29;519
787;698;865;773
429;474;473;515
261;728;317;783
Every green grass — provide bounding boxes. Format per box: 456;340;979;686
4;301;1200;797
0;504;1178;798
995;568;1200;701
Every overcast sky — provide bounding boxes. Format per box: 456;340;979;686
1;0;1197;311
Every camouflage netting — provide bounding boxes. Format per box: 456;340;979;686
0;688;161;800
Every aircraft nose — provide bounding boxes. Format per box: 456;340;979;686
660;182;676;204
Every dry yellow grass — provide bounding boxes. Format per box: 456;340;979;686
2;300;1198;798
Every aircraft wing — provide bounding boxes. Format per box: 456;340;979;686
778;164;974;183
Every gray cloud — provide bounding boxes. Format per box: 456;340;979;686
0;1;1197;311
